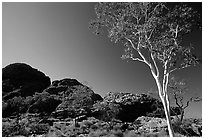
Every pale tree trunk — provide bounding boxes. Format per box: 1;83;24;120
163;96;175;137
152;73;175;137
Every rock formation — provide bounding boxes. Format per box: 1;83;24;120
92;92;165;122
49;79;103;119
2;63;51;99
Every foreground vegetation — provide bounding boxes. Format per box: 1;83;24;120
2;113;201;137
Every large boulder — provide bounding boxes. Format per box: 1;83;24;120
2;63;51;99
134;116;168;136
48;79;103;119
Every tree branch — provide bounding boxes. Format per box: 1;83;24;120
151;52;159;77
125;37;152;69
149;3;162;17
126;37;152;66
175;25;179;38
173;92;182;108
130;56;146;63
183;100;191;110
163;61;168;97
169;65;190;74
179;95;184;107
145;34;160;77
165;73;169;94
125;37;137;50
148;27;155;40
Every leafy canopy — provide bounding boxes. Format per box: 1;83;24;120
90;2;201;73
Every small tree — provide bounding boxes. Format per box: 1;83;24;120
89;2;201;136
168;76;201;123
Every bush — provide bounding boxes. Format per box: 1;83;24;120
92;101;121;121
124;130;139;137
89;129;109;137
29;123;50;135
172;120;200;137
3;96;29;117
28;92;61;115
2;119;29;137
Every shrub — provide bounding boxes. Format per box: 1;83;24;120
172;120;196;137
92;101;121;121
81;120;93;128
110;129;123;137
3;96;28;117
124;130;139;137
29;123;50;135
2;119;29;137
28;92;61;115
88;129;109;137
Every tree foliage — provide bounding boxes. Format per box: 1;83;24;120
90;2;200;71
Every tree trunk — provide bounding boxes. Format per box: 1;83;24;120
153;76;175;137
180;110;184;123
162;97;175;137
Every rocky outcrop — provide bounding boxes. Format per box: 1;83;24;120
2;63;51;99
2;63;103;118
92;92;164;122
48;79;103;119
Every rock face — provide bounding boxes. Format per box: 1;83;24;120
92;92;164;122
2;63;51;99
47;79;103;119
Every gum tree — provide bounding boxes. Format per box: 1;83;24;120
89;2;200;137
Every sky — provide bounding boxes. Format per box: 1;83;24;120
2;2;202;118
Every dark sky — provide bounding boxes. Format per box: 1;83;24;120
2;2;202;118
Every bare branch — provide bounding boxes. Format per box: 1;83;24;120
125;37;152;68
148;27;155;40
163;61;168;97
179;95;184;107
149;3;162;17
173;92;182;108
169;65;190;74
175;25;179;38
165;73;169;94
151;53;159;77
125;37;137;50
183;100;190;110
130;57;145;62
